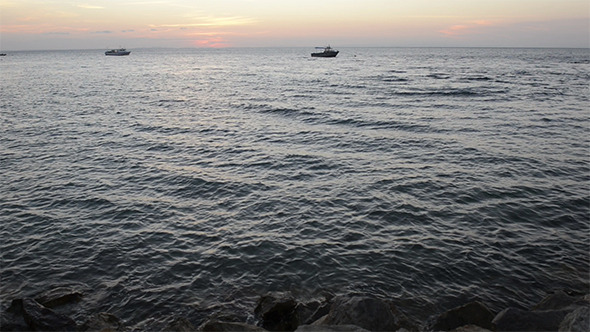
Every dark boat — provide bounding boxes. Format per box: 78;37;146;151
311;46;339;58
105;48;130;56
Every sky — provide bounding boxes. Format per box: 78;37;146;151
1;0;588;50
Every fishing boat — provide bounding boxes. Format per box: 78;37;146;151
105;48;130;56
311;46;339;58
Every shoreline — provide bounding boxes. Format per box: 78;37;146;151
2;286;588;331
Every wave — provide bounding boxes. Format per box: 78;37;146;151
394;87;509;97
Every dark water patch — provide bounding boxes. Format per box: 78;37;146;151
258;106;318;118
395;88;483;97
132;122;193;136
161;172;271;202
370;74;409;82
322;116;436;133
426;73;451;79
460;75;493;81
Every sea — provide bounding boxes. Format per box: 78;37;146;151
1;47;589;329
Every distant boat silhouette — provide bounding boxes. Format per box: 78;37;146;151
311;46;339;58
105;48;130;56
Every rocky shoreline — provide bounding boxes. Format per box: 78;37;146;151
1;287;588;331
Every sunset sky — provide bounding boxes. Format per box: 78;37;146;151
1;0;588;50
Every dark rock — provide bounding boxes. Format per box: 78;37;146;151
1;306;29;331
310;314;328;326
163;317;196;332
492;307;571;331
254;292;299;331
449;325;492;332
533;289;588;311
295;301;320;326
10;298;77;331
301;300;331;325
559;306;590;332
295;324;370;332
430;301;494;331
198;319;266;331
320;295;416;331
79;312;124;331
34;286;84;309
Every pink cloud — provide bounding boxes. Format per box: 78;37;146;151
192;36;230;48
439;20;498;37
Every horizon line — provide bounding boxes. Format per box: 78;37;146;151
2;45;589;52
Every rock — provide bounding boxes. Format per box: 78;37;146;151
254;292;299;331
430;301;494;331
449;325;492;332
295;324;370;331
79;312;124;332
311;314;328;325
9;298;77;331
559;306;590;332
34;286;84;309
1;307;29;331
198;319;266;331
295;301;320;325
533;290;588;311
492;307;571;331
163;317;196;332
296;299;334;326
320;295;416;331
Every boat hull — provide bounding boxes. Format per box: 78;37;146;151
105;49;131;56
311;51;339;58
105;52;130;56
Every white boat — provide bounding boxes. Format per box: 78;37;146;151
105;48;130;56
311;46;339;58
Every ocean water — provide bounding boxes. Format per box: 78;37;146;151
1;47;589;329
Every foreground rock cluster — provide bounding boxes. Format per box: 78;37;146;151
1;287;588;331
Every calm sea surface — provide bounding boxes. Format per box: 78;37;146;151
1;47;589;329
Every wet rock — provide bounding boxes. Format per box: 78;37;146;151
430;301;494;331
491;290;590;331
198;319;266;331
559;306;590;332
254;292;299;331
295;324;370;332
9;298;77;331
492;307;571;331
320;295;416;331
449;325;492;332
1;306;29;331
79;312;124;332
299;300;332;325
162;317;196;332
533;289;588;311
34;286;84;309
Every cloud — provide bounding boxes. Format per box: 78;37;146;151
437;17;588;47
77;4;104;9
439;20;496;37
44;31;70;35
93;30;113;34
192;36;230;48
151;15;257;29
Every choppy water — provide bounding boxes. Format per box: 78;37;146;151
1;47;589;329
